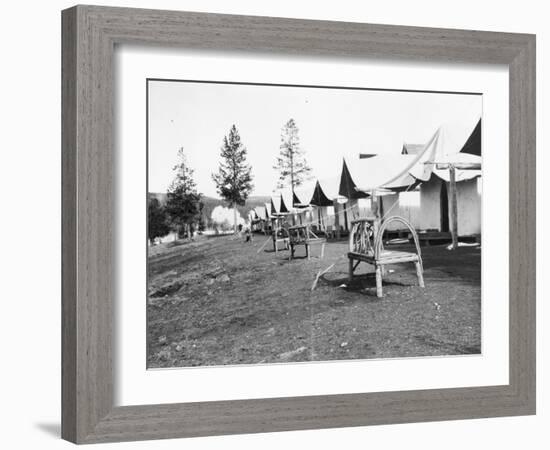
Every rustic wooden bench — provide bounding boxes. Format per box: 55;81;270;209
288;224;327;260
347;216;424;297
272;227;289;253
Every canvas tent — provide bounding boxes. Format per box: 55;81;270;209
459;119;481;156
427;116;482;245
339;127;441;198
293;181;316;207
270;194;287;216
401;143;425;155
249;205;269;233
337;115;482;240
283;186;312;225
254;206;266;221
280;188;295;213
306;177;351;234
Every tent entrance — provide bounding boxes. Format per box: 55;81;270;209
440;181;449;232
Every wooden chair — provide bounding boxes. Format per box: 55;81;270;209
272;226;289;253
347;216;424;297
288;224;327;260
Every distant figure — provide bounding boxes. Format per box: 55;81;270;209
238;223;243;234
244;227;253;243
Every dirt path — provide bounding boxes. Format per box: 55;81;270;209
147;234;481;368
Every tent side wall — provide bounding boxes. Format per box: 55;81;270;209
376;176;480;235
310;205;336;231
379;193;426;231
419;179;443;231
457;177;481;236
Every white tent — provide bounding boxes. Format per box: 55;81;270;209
254;206;267;221
312;177;345;206
293;181;317;207
270;194;285;215
336;110;482;241
341;128;441;196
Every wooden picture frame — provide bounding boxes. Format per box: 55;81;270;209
62;5;536;444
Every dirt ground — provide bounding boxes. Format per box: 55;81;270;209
147;233;481;368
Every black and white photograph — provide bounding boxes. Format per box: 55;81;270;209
146;79;482;369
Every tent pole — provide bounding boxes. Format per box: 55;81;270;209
449;165;459;250
372;190;380;236
333;200;341;239
343;203;349;232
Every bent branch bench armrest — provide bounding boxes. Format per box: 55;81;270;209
347;216;424;297
288;224;327;260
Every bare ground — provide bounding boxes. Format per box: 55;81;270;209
147;234;481;368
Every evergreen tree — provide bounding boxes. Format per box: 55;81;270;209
147;197;171;245
212;125;254;233
273;118;312;195
165;148;203;239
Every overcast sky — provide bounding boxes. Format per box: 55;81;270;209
148;80;481;198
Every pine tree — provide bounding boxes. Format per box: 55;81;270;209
147;197;171;245
165;148;203;239
212;125;254;233
274;118;312;195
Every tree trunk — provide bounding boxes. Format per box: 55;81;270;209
290;149;296;225
233;204;238;234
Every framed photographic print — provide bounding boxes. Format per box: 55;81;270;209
62;5;536;444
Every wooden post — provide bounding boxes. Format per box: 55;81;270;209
371;192;381;238
415;261;425;288
343;206;349;232
333;201;341;239
375;265;383;297
448;165;458;250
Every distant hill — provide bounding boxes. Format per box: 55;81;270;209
148;192;271;222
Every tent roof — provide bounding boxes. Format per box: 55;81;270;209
459;119;481;157
340;128;441;196
264;202;272;219
270;195;282;214
254;206;267;220
271;193;290;215
401;143;425;155
430;115;482;182
432;152;482;182
311;177;344;206
293;181;317;206
280;188;294;213
340;113;483;195
342;156;417;196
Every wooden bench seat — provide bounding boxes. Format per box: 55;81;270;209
272;227;289;253
347;216;424;297
288;224;326;260
348;250;420;264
